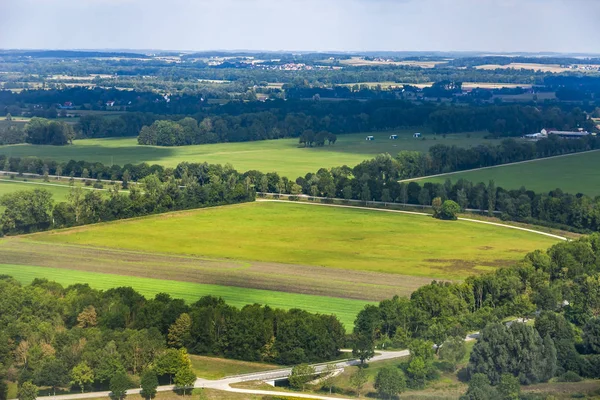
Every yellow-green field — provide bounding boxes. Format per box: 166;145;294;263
29;201;558;279
0;131;500;178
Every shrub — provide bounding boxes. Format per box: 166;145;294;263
558;371;583;382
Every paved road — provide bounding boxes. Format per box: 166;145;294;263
44;335;485;400
257;199;568;241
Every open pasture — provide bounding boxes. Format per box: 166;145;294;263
419;150;600;196
0;131;499;178
28;201;558;279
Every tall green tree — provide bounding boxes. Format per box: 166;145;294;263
487;180;496;217
289;364;316;391
71;362;94;393
109;371;130;400
17;382;38;400
167;313;192;349
174;366;196;395
374;366;406;399
460;374;498;400
349;367;368;397
439;336;467;371
140;370;158;400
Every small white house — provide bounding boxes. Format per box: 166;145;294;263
413;132;422;138
365;136;375;141
389;134;398;140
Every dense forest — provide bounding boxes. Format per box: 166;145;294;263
0;278;344;398
351;234;600;392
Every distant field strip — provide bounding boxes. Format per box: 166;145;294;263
27;202;558;279
0;264;371;329
416;150;600;196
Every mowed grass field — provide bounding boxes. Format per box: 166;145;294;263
0;179;73;202
29;201;558;279
0;131;500;178
1;264;371;329
419;150;600;196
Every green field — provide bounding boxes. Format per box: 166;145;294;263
0;264;370;329
0;177;114;203
418;150;600;196
0;179;74;202
30;201;558;279
190;355;280;379
0;131;500;178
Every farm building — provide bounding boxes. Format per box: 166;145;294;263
389;134;398;140
365;136;375;141
548;130;593;139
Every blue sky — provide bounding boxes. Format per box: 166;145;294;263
0;0;598;53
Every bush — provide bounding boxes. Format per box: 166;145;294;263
558;371;583;382
93;181;104;189
437;200;460;220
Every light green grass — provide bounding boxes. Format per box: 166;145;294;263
7;382;17;400
0;179;74;202
0;264;370;329
0;177;113;203
419;150;600;196
31;201;559;279
0;131;500;178
190;355;280;380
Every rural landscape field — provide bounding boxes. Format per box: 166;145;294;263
2;3;600;398
0;131;496;178
1;201;560;329
419;150;600;196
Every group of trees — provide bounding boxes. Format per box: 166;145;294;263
0;278;345;400
0;162;254;236
351;234;600;395
23;118;75;145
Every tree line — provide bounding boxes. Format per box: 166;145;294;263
2;89;595;146
351;234;600;394
0;278;344;400
135;103;594;146
0;162;254;236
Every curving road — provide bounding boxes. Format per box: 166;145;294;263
45;332;483;400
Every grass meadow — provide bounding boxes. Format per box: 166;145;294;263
1;263;371;329
419;150;600;196
30;201;558;279
0;179;74;202
0;131;499;178
189;355;280;379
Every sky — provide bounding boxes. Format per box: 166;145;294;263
0;0;599;53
